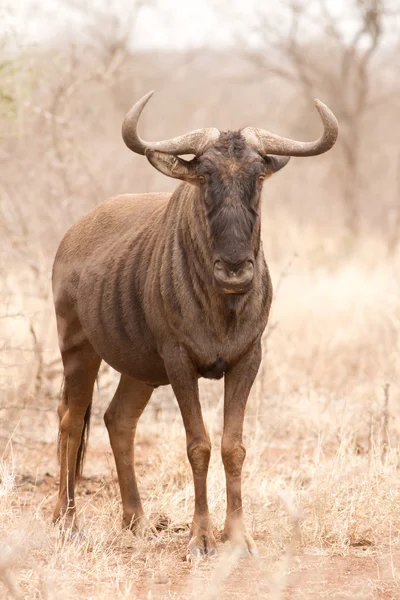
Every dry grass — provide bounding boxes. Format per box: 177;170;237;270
2;229;400;599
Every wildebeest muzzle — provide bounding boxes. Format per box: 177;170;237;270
213;258;254;294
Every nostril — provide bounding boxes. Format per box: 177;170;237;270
213;257;254;293
246;261;254;274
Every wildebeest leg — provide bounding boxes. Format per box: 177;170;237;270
53;335;101;529
104;375;153;533
163;345;216;558
221;342;261;557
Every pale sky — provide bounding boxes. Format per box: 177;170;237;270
3;0;398;51
6;0;236;49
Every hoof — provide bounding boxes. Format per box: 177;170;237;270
187;534;218;561
53;511;79;536
221;529;259;559
125;515;158;539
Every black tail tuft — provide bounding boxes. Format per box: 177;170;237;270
57;377;66;465
57;378;92;479
76;401;92;479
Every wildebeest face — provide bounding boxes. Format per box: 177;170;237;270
146;132;290;294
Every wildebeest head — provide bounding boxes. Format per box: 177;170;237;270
145;133;290;294
122;92;339;295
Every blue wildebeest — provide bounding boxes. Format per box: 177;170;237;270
52;92;338;557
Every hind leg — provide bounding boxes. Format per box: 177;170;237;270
53;313;101;528
104;375;153;533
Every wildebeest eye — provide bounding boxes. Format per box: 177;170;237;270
198;175;206;185
258;175;265;183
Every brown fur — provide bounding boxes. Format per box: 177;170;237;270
52;131;290;556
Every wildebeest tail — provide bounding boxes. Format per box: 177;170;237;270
57;377;93;479
75;400;92;479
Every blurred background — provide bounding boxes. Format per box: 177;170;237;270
1;0;400;451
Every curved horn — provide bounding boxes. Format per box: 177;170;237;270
122;91;220;156
241;99;339;157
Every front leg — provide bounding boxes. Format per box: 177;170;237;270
163;343;217;559
221;342;261;557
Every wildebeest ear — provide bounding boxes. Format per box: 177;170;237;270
263;155;291;175
145;149;197;182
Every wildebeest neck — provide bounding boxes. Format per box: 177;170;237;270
155;183;257;346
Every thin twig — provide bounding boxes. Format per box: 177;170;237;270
381;383;390;462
